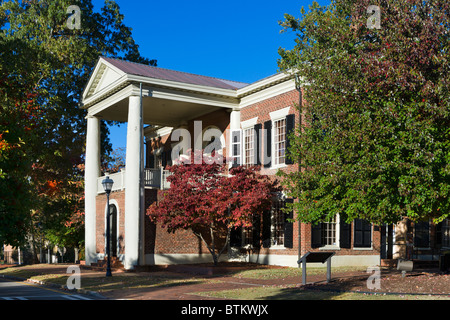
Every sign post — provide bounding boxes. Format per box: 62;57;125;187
297;251;335;285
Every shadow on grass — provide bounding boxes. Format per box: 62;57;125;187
0;264;209;294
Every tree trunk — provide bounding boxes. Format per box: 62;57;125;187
194;226;231;266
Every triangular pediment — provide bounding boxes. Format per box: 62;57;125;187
82;58;126;100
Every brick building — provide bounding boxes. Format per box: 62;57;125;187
81;57;449;270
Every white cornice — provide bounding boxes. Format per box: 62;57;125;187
81;59;302;113
237;71;295;97
238;79;297;109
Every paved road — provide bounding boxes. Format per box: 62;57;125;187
0;277;95;300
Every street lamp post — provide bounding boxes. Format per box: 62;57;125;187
102;176;114;277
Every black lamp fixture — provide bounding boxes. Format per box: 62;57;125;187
101;176;114;277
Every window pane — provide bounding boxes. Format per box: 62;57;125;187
442;219;450;247
244;128;254;166
321;216;336;246
274;119;286;165
271;200;285;246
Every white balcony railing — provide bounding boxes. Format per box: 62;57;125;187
97;170;126;194
97;168;172;194
144;168;172;190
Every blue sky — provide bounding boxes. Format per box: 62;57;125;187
93;0;330;151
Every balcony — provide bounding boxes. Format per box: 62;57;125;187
143;168;172;190
97;168;172;194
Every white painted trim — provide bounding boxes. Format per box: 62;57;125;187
144;253;228;265
126;74;239;99
239;80;296;109
237;72;294;98
103;199;121;257
270;110;290;169
82;58;126;100
248;254;380;268
86;84;141;116
82;59;298;111
147;85;239;109
269;106;291;121
156;127;173;137
240;117;258;129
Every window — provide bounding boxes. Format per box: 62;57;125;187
354;219;372;248
107;204;118;257
414;221;430;248
243;127;255;167
230;215;260;248
242;226;253;246
271;200;285;246
273;118;286;166
265;108;295;168
442;220;450;248
261;198;294;248
230;130;241;167
321;216;337;246
311;214;353;249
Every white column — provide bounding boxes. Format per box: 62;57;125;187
230;109;241;131
124;95;144;270
84;115;101;266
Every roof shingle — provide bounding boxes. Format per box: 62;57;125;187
102;57;249;90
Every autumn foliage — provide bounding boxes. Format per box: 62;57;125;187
278;0;450;225
147;152;279;265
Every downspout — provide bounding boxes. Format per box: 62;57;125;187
295;74;302;265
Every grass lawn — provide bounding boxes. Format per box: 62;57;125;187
231;266;364;279
192;285;450;300
0;264;208;293
2;264;449;300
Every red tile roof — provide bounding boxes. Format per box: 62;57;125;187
102;57;249;90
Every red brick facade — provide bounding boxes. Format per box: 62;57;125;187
94;86;381;267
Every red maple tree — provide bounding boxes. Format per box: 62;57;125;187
147;152;279;265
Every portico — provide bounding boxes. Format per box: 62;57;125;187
81;57;247;269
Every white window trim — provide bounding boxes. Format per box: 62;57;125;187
269;106;291;121
240;117;258;167
318;214;341;250
241;117;258;129
242;127;255;166
269;107;291;170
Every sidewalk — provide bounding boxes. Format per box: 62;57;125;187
1;263;449;300
0;263;367;300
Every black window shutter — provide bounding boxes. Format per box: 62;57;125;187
230;226;242;247
149;153;155;169
263;121;272;168
166;148;172;166
161;151;167;168
252;214;261;248
340;215;352;249
311;223;322;248
354;219;372;248
262;208;272;248
436;222;443;247
284;199;294;248
414;221;430;247
285;114;295;165
254;123;261;166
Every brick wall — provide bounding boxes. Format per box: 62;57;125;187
97;86;380;264
95;190;126;256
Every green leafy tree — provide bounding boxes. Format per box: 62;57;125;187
277;0;450;226
0;0;156;253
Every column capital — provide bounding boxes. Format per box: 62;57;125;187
85;114;102;120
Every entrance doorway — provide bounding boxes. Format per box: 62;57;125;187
108;204;118;257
